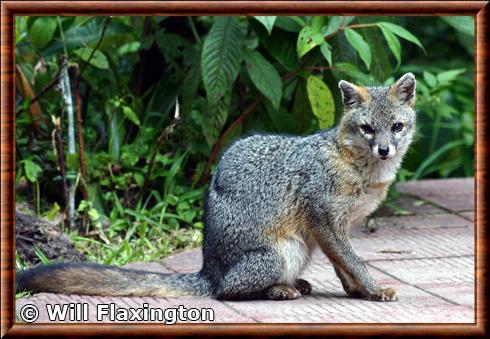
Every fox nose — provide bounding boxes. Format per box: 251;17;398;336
378;145;390;157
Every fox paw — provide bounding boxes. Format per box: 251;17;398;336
369;287;398;302
266;285;301;300
294;279;312;295
344;287;363;298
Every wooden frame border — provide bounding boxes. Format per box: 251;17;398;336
1;1;488;336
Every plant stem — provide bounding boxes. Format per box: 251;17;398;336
342;23;379;30
56;16;68;57
35;181;40;215
429;105;441;155
136;98;180;204
73;65;89;230
324;23;379;41
59;57;76;229
187;17;201;44
53;116;71;229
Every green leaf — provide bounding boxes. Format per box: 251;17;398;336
436;69;466;84
107;106;125;161
377;22;425;53
16;17;28;44
23;159;42;183
201;17;243;105
320;41;333;66
412;140;466;180
265;30;299;71
202;92;231;146
265;103;297;134
297;26;324;59
244;49;282;109
311;17;327;32
164;150;189;196
43;202;61;221
335;63;375;84
121;150;139;167
182;54;201;116
344;28;371;70
74;47;109;69
379;26;401;68
355;17;392;82
274;17;303;33
64;20;103;50
156;31;189;60
323;16;344;36
440;16;474;36
118;41;141;55
423;71;437;87
74;16;95;27
306;76;335;129
254;16;277;35
29;17;57;49
292;80;314;134
122;106;140;126
289;16;307;27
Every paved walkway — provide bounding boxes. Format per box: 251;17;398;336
16;178;475;323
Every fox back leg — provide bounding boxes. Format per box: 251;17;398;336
213;248;305;300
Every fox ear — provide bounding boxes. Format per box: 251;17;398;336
392;73;416;106
338;80;366;109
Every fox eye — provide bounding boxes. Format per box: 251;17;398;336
392;122;404;133
360;124;375;134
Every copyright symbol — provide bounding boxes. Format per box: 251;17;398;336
19;304;39;323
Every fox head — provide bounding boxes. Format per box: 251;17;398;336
337;73;417;161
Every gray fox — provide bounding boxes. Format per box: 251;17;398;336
17;73;416;302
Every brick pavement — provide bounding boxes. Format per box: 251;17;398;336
16;178;475;324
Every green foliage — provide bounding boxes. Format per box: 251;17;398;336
306;76;335;129
379;26;401;68
21;159;42;183
244;49;282;109
377;22;425;52
74;47;109;69
201;17;243;145
15;15;474;265
201;17;243;105
440;16;474;36
297;26;325;59
254;16;277;34
344;28;371;70
29;17;57;49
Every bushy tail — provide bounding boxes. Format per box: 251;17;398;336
16;263;212;298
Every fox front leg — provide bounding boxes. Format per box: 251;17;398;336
314;228;398;302
333;266;363;298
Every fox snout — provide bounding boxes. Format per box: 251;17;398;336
372;143;396;160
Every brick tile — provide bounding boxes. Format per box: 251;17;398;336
368;256;474;307
372;194;446;218
224;261;474;323
397;178;474;197
163;248;202;273
396;178;474;212
346;220;474;261
353;213;473;234
422;194;474;212
460;211;475;222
